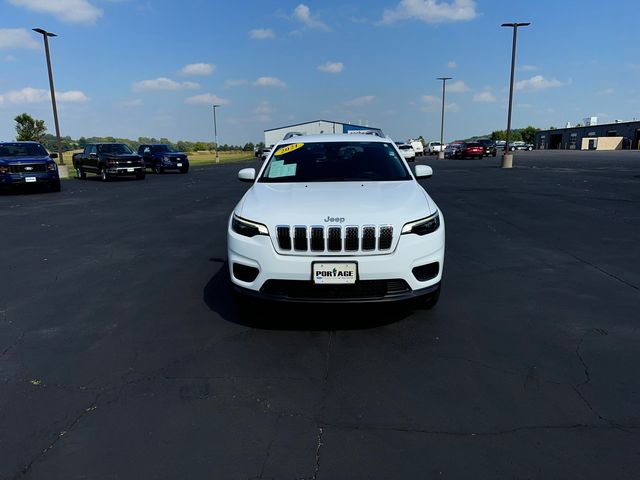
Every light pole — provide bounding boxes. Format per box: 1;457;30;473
501;22;530;169
33;28;64;166
437;77;452;160
212;104;220;164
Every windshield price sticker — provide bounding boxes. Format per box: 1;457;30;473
274;143;304;156
313;263;357;285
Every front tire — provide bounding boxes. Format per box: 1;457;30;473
136;171;146;180
180;166;189;174
49;180;61;192
100;167;110;182
76;166;86;179
153;163;164;174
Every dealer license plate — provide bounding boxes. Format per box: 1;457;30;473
313;263;357;285
25;177;36;183
127;168;134;172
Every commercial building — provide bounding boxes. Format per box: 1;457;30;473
264;120;383;147
534;119;640;150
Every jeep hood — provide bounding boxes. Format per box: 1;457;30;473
235;181;436;229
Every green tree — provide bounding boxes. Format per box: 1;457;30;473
519;126;539;144
14;113;47;142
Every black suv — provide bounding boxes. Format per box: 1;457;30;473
138;144;189;174
0;141;61;193
476;139;497;157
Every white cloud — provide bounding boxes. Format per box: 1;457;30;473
519;64;539;72
0;87;88;104
255;114;272;123
249;28;275;39
344;95;375;107
0;28;39;50
117;98;144;108
473;91;496;102
254;76;287;88
225;79;249;88
8;0;103;24
420;94;458;112
447;60;457;69
293;4;330;31
254;101;274;115
185;93;230;105
382;0;477;24
132;77;200;92
317;61;344;73
597;88;615;96
515;75;565;91
447;80;470;93
57;90;89;102
180;63;215;76
5;55;17;61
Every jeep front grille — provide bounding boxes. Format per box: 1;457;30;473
275;225;394;254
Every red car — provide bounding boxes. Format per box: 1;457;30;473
455;142;484;159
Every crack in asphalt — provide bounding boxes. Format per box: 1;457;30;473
13;394;101;479
256;414;282;480
0;331;24;360
310;427;324;480
319;420;639;438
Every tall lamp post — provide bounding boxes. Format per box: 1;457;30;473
436;77;452;160
212;104;220;164
33;28;64;167
501;22;530;169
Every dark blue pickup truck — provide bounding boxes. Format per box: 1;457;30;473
0;141;61;193
138;144;189;174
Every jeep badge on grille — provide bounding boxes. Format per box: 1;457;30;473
324;216;345;223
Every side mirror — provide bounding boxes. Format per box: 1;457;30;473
414;165;433;179
49;153;58;159
238;168;256;183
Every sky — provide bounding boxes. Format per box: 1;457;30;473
1;0;639;145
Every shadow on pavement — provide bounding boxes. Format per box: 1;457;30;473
203;261;414;331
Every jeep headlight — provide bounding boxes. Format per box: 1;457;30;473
47;162;57;172
232;214;269;237
401;211;440;236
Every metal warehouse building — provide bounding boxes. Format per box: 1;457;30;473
535;120;640;150
264;120;383;147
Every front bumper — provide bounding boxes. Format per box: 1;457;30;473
107;166;145;175
228;214;445;303
0;172;59;186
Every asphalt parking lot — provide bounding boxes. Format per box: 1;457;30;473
1;150;639;479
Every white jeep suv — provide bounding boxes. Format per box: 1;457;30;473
227;134;445;305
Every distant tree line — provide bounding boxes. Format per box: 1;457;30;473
489;126;539;144
13;113;259;153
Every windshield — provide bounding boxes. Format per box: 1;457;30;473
152;145;176;153
259;141;412;183
99;144;134;155
399;145;413;150
0;143;48;157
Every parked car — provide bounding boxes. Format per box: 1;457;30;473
426;141;444;155
398;144;416;162
476;139;497;157
138;144;189;174
446;142;484;159
73;143;145;181
495;140;506;150
0;141;61;192
508;141;534;151
444;141;464;158
228;134;444;306
260;146;274;160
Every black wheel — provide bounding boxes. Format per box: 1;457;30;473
492;151;497;157
153;162;164;174
49;180;61;192
180;166;189;174
75;166;86;179
100;167;110;182
136;172;146;180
